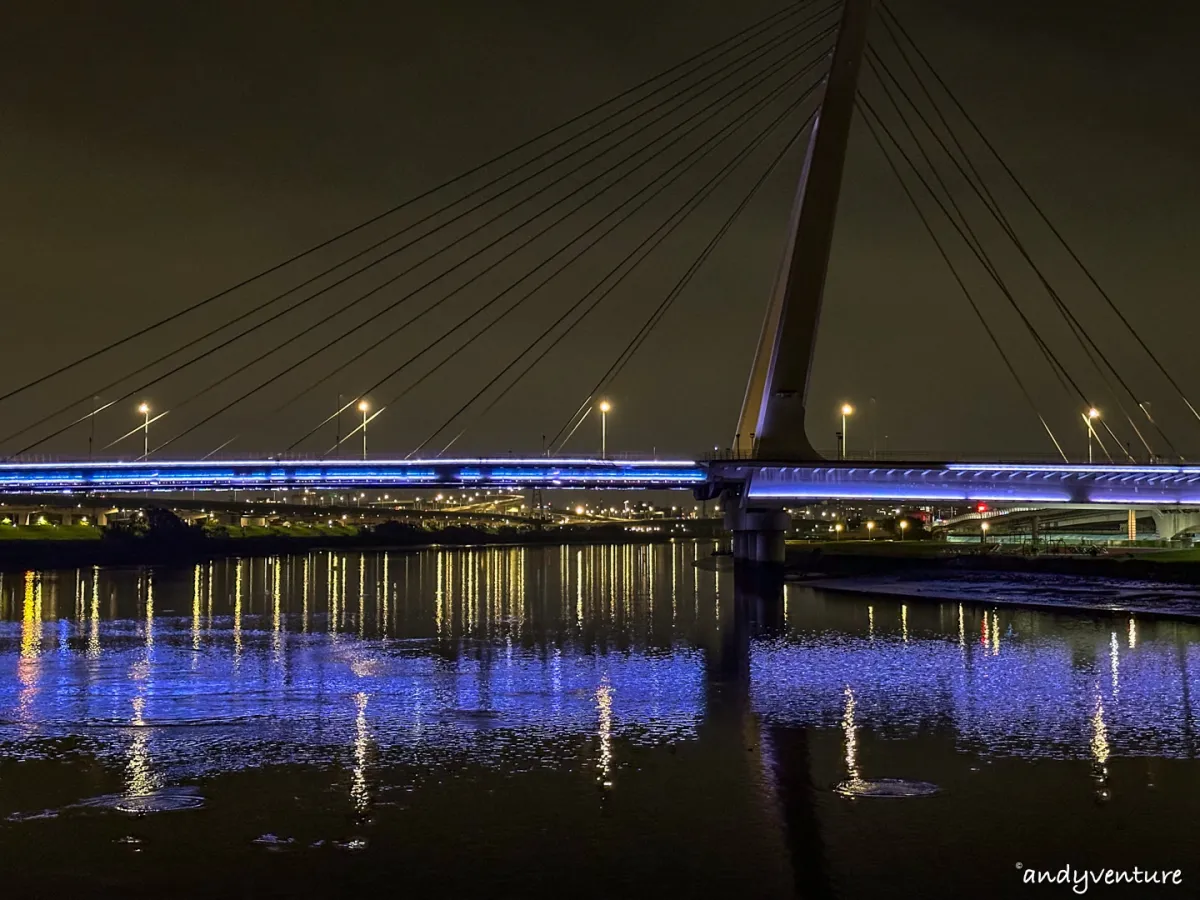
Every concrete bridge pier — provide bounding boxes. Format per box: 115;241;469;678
1151;509;1200;541
725;507;790;566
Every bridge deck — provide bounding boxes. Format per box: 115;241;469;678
0;458;705;493
2;458;1199;504
722;462;1200;506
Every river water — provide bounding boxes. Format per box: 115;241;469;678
1;542;1197;897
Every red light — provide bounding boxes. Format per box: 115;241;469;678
976;503;988;513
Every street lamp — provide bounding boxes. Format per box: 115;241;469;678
137;403;150;458
867;520;876;540
358;400;369;460
981;521;990;544
1084;407;1101;464
899;519;909;541
599;400;612;459
834;522;844;541
840;403;854;459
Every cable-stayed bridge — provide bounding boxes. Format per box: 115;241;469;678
3;0;1198;561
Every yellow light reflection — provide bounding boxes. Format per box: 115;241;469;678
125;695;160;799
842;686;862;788
358;553;365;638
1128;616;1137;650
576;549;584;624
340;557;348;630
206;561;214;628
1110;631;1119;697
991;611;1000;656
75;568;84;623
18;571;43;719
87;567;100;658
1091;694;1110;773
867;605;874;641
351;691;371;813
144;570;154;650
303;555;311;634
192;564;202;652
901;604;908;643
272;557;284;660
381;553;389;636
233;560;244;659
596;679;613;789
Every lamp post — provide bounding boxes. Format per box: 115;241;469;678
834;522;844;541
840;403;854;459
981;521;990;544
1084;407;1101;463
137;403;150;459
867;520;876;540
899;519;909;541
358;400;369;460
599;400;612;459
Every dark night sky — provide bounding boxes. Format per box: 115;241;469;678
2;0;1198;461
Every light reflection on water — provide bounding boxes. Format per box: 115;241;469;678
1;543;1199;896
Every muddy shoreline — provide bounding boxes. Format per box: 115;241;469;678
786;546;1200;584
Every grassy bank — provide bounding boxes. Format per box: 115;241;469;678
0;524;103;541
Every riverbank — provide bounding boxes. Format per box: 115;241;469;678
0;522;679;571
787;540;1200;583
804;573;1200;622
785;540;1200;621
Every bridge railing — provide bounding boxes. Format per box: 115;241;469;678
1;449;683;464
701;448;1189;465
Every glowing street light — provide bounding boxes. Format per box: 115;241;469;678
899;519;909;541
599;400;612;459
834;522;844;540
1084;407;1101;464
981;520;991;544
867;520;876;540
358;400;370;460
840;403;854;459
137;402;151;458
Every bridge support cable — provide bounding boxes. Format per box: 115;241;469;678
854;103;1067;461
157;31;837;458
860;67;1144;462
877;1;1197;447
546;107;820;456
854;102;1070;460
856;93;1110;459
879;0;1200;433
858;54;1074;407
293;56;832;456
864;44;1167;462
0;0;828;410
3;11;840;457
196;45;835;458
15;29;835;460
414;94;825;458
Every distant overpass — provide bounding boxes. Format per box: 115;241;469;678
936;504;1200;541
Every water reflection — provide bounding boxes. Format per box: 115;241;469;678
1;545;1199;895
